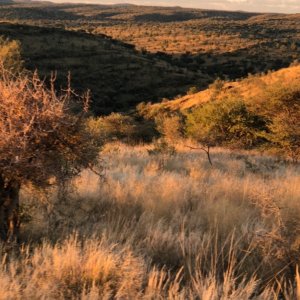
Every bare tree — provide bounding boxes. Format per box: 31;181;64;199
0;67;99;242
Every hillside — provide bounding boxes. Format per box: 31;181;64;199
0;22;208;114
145;65;300;113
0;3;299;114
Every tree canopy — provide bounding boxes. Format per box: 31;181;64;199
185;98;267;149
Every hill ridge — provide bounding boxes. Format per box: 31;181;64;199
147;65;300;112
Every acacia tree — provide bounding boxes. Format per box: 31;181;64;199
185;98;267;165
0;68;99;242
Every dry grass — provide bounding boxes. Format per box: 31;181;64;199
1;143;300;299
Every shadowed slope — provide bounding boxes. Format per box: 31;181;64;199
0;22;208;114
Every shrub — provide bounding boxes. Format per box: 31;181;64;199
262;83;300;161
86;113;137;144
0;36;23;73
87;113;157;144
154;114;183;143
209;77;225;92
148;139;176;156
187;86;199;95
185;98;267;149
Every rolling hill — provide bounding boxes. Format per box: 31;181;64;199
0;22;209;114
0;2;299;114
141;64;300;114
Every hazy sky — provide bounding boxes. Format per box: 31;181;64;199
53;0;300;13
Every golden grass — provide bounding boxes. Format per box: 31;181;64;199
1;143;300;299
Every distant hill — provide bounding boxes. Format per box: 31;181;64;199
113;3;136;7
0;22;209;114
0;3;299;114
0;0;13;3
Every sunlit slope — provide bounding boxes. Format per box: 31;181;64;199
148;65;300;112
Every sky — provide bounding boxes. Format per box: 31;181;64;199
50;0;300;14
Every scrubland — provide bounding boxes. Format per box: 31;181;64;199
0;4;299;113
0;4;299;298
0;143;298;299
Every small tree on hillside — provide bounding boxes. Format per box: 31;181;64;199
0;68;99;242
185;98;267;164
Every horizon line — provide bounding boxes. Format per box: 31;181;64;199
31;0;300;15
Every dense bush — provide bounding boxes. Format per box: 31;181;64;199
261;83;300;161
185;98;267;149
87;113;157;144
87;113;137;143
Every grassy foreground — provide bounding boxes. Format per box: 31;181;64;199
1;143;300;299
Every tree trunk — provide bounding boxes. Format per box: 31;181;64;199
0;178;21;242
206;146;213;166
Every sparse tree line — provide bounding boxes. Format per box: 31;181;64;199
92;81;300;163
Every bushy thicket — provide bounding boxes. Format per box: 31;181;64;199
131;81;300;161
86;113;156;145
